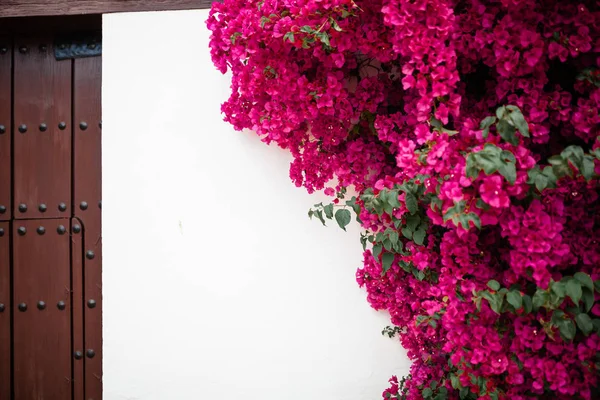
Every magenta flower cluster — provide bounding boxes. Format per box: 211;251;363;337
207;0;600;398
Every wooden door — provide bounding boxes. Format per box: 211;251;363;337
0;16;102;400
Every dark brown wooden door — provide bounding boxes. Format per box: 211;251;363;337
0;16;102;400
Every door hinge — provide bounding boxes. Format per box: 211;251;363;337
54;32;102;60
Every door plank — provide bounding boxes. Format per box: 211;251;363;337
74;55;103;400
0;221;10;400
72;218;85;400
13;219;72;400
13;35;72;219
0;38;11;221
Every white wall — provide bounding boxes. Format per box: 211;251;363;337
102;10;409;400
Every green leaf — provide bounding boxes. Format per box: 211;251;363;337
552;281;566;298
466;213;482;230
498;162;517;185
557;318;576;341
422;388;433;398
507;290;523;309
260;16;271;28
457;214;471;230
481;289;505;314
372;244;382;259
522;294;533;313
430;196;443;212
528;165;556;192
467;144;517;184
497;119;518;145
399;260;412;273
317;32;331;47
230;32;242;44
387;190;401;208
561;145;585;170
334;209;351;231
300;25;313;33
549;155;572;178
416;315;429;326
575;313;594;335
479;116;497;138
283;32;295;43
329;18;342;31
323;203;334;219
582;288;594;313
443;200;466;224
487;280;501;291
413;228;426;245
581;157;595;181
314;209;326;226
508;109;530;137
450;375;461;389
496;106;507;120
414;270;426;281
405;192;418;214
388;230;399;245
401;226;413;240
575;272;594;291
381;252;394;274
566;279;583;305
406;214;421;231
532;290;548;310
383;238;392;252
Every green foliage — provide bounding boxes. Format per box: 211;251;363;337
474;274;600;341
527;165;558;192
334;209;351;231
547;145;597;181
576;67;600;88
443;201;481;230
382;325;402;338
466;144;517;184
480;105;529;144
308;200;352;231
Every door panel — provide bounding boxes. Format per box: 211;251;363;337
13;35;72;220
13;219;73;400
0;39;11;220
0;221;10;400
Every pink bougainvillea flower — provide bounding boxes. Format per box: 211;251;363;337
208;0;600;398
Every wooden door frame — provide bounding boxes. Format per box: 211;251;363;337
0;0;217;19
0;14;103;400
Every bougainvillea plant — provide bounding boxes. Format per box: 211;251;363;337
207;0;600;398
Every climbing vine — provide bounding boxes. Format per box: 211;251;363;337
207;0;600;398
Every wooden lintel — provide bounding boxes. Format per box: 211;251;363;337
0;0;218;19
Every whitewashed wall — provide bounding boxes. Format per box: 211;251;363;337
102;10;410;400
